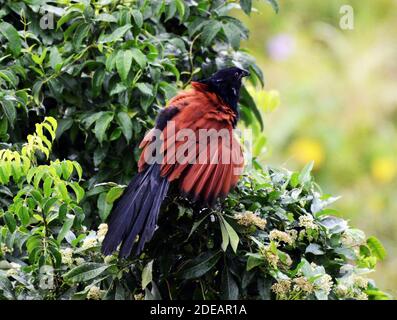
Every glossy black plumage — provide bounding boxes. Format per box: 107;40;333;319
102;164;169;257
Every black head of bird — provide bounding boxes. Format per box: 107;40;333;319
198;67;250;111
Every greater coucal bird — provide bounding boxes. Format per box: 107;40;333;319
102;67;249;257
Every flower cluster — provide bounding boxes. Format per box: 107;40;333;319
334;271;370;300
235;211;267;230
60;248;74;265
271;276;315;300
298;214;318;230
97;223;108;242
269;229;297;246
86;286;104;300
6;262;21;277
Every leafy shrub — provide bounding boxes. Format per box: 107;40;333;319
0;121;389;299
0;0;390;300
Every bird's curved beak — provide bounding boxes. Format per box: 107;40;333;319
241;69;250;78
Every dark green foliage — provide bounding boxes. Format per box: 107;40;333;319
0;0;264;194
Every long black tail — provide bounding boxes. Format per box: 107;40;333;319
102;164;169;258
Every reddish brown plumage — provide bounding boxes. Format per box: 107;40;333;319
138;82;244;205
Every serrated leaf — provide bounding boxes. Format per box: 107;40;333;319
106;186;124;204
49;47;62;71
64;263;109;282
223;22;241;49
116;112;133;142
94;112;114;143
130;48;147;69
57;217;74;243
0;22;21;56
92;67;106;97
367;236;386;260
99;24;131;43
1;100;16;127
98;192;113;221
180;251;221;280
116;50;133;82
135;82;152;96
4;211;16;233
202;20;222;46
223;218;239;253
219;217;229;252
299;161;314;184
131;9;143;27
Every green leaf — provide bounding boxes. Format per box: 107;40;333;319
135;82;153;96
142;260;153;289
131;9;143;28
69;182;85;203
175;0;186;20
116;112;133;142
99;24;131;43
95;13;117;23
240;85;264;130
367;236;386;260
17;206;30;227
0;70;18;87
49;47;62;71
219;217;229;252
246;253;265;271
92;67;106;97
0;276;14;299
240;0;252;15
223;22;241;50
305;243;325;255
94;112;114;144
180;251;221;280
221;267;239;300
223;218;239;253
289;172;299;188
299;161;314;185
187;213;210;240
4;211;16;233
64;263;109;282
57;217;74;243
56;181;70;202
43;176;53;198
31;48;48;65
116;50;133;82
32;80;44;105
202;20;222;46
159;82;177;100
73;162;83;181
130;48;147;69
106;186;124;204
0;22;21;56
1;100;16;127
73;23;90;48
98;192;113;221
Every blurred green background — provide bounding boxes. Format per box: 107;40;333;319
233;0;397;294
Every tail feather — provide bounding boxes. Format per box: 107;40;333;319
102;164;169;257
